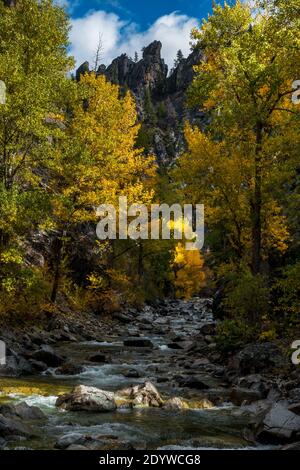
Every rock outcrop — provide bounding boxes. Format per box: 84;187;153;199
76;41;204;165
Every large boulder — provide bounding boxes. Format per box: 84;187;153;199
117;381;163;408
0;402;45;421
56;385;116;412
55;433;87;450
0;414;34;438
0;355;33;377
257;402;300;442
30;345;64;367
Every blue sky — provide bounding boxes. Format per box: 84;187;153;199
69;1;215;28
60;0;223;70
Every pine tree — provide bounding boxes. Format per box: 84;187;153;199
174;49;184;68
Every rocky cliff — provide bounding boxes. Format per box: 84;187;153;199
76;41;204;165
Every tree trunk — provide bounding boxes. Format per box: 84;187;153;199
251;123;263;275
138;242;143;282
50;235;63;303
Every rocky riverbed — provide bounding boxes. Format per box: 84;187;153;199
0;298;300;450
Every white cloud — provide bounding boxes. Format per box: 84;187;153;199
70;11;124;69
69;10;198;71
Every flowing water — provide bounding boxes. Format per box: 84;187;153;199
0;300;273;450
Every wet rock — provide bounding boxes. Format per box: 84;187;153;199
98;440;135;451
88;354;106;363
56;385;116;412
117;381;163;408
175;376;210;390
190;358;211;368
281;441;300;450
193;398;214;409
230;386;262;406
112;313;132;324
28;359;48;372
123;338;153;348
0;414;34;438
163;397;188;410
123;369;140;378
55;433;87;449
167;342;184;350
288;403;300;416
0;402;45;420
0;355;33;377
67;444;89;450
257;402;300;442
51;330;77;342
240;399;272;418
55;362;84;375
238;374;270;398
30;345;64;367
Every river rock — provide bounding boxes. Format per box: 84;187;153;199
237;374;270;397
123;338;153;348
28;359;48;372
112;313;132;324
123;368;141;378
175;376;210;390
257;402;300;442
30;345;64;367
0;402;45;420
0;355;33;377
88;354;106;363
56;385;116;412
0;414;34;438
55;433;87;449
67;444;89;450
288;403;300;415
55;362;84;375
117;381;163;407
163;397;188;410
230;386;262;406
281;441;300;450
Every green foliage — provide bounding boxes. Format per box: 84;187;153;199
216;318;256;353
275;261;300;330
135;123;155;152
222;270;270;325
143;86;157;125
